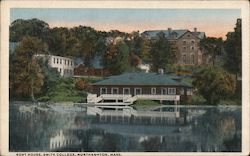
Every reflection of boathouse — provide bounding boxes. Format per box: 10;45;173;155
87;72;193;105
49;130;82;150
87;106;180;125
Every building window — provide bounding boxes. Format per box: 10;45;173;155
53;58;55;64
123;88;130;94
183;54;186;64
111;88;119;94
60;59;62;64
161;88;167;95
187;89;193;95
168;88;176;95
183;46;186;50
191;40;195;44
65;60;66;65
191;54;195;64
71;61;73;66
57;58;59;64
183;40;186;44
187;34;190;37
100;87;107;94
180;88;185;95
134;88;142;95
68;60;70;66
151;88;156;94
191;46;194;50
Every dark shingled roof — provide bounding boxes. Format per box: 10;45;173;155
142;29;205;40
92;72;192;87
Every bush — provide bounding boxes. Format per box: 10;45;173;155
75;79;89;90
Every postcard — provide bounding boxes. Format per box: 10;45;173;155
1;0;249;156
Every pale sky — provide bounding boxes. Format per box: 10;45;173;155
10;8;241;39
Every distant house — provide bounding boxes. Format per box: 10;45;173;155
74;56;110;77
138;63;150;73
87;72;193;105
34;54;75;77
141;28;210;65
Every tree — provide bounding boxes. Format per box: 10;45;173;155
224;19;242;78
37;58;60;96
10;18;50;42
149;32;176;72
193;67;236;105
102;41;130;74
9;36;45;101
200;37;223;66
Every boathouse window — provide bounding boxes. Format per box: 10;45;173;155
168;88;176;95
60;59;62;64
100;87;107;94
57;58;59;64
180;88;185;95
111;88;119;94
134;88;142;95
53;58;56;64
151;88;156;94
161;88;168;95
187;89;193;95
123;88;130;94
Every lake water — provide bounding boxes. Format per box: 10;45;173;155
9;103;241;152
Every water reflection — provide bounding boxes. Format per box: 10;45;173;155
9;103;241;152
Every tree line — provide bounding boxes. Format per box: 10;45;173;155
9;18;242;104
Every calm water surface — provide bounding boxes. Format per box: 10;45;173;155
9;103;241;152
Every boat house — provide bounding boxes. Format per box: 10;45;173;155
87;72;193;105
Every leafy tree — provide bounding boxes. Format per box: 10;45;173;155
193;67;236;105
71;26;107;66
149;32;176;72
224;19;242;78
102;41;130;74
37;58;61;96
10;18;50;42
9;36;45;101
200;37;223;66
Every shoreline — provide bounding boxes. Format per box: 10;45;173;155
9;100;242;108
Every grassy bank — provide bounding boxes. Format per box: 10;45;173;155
37;77;103;103
132;100;162;109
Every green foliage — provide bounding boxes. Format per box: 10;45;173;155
224;19;242;77
10;18;50;42
133;100;161;110
37;58;61;96
102;41;131;74
193;67;236;105
149;32;177;72
9;36;46;101
185;94;206;105
200;37;223;66
37;78;87;102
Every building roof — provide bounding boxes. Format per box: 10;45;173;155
92;72;192;87
141;29;205;40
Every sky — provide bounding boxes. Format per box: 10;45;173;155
10;8;241;39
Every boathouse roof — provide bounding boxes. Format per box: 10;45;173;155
92;72;192;87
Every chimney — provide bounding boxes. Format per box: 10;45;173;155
158;68;164;75
194;28;197;32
